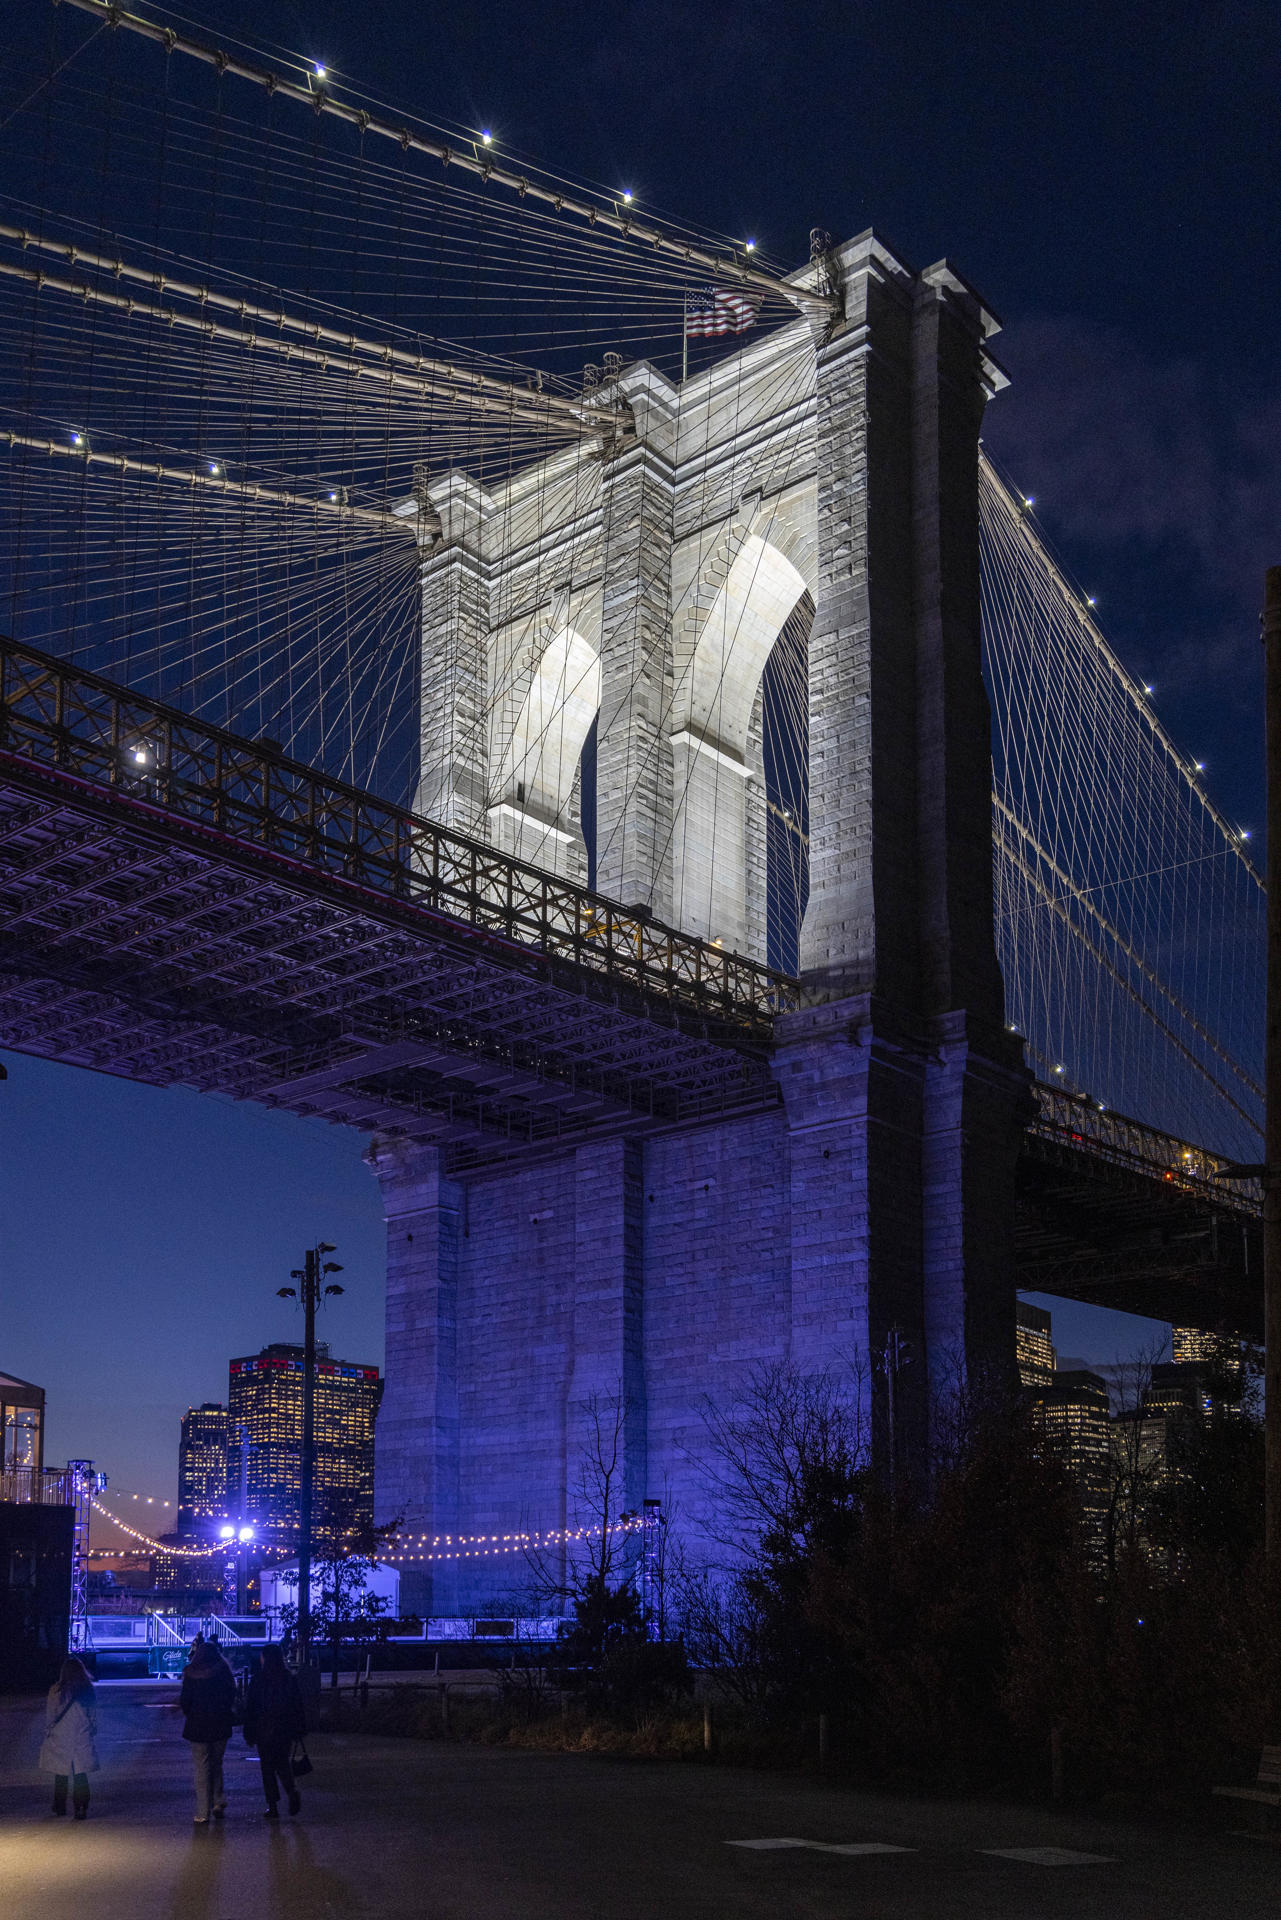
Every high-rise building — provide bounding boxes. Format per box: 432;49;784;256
1144;1363;1210;1424
227;1344;381;1549
1170;1326;1225;1366
177;1402;230;1537
1036;1369;1111;1533
1168;1328;1244;1415
1016;1302;1056;1391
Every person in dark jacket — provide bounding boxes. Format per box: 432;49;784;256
178;1637;236;1823
243;1645;306;1818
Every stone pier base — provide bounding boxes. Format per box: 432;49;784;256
371;1004;1026;1615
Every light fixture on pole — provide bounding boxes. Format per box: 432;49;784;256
276;1241;345;1662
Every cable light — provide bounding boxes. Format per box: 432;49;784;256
393;1517;650;1547
91;1499;220;1557
385;1516;655;1565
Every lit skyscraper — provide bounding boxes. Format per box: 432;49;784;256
177;1402;230;1538
1168;1327;1244;1415
1036;1369;1111;1535
227;1344;381;1549
1016;1301;1056;1391
1170;1326;1222;1365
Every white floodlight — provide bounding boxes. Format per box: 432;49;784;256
480;130;493;146
237;1525;254;1543
219;1524;235;1540
745;239;756;252
314;64;326;79
622;190;633;204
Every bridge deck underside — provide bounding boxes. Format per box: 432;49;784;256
1016;1129;1261;1339
0;753;777;1164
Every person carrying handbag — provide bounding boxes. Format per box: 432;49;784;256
243;1645;307;1818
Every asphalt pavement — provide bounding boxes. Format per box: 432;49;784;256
1;1684;1275;1918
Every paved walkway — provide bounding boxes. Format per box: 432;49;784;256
0;1687;1273;1917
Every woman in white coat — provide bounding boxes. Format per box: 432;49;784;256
39;1656;99;1818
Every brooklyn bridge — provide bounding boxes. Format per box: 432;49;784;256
0;0;1264;1604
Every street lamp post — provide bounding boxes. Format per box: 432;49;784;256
219;1521;256;1613
277;1242;344;1662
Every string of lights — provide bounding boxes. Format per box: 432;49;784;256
89;1495;655;1565
385;1517;655;1564
89;1500;220;1557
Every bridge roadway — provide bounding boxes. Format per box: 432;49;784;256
0;635;1261;1336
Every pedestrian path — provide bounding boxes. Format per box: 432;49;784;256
2;1698;1271;1920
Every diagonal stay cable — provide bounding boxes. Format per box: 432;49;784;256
994;810;1262;1126
56;0;833;316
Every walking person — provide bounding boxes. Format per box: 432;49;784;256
243;1645;306;1819
40;1655;99;1819
179;1635;236;1824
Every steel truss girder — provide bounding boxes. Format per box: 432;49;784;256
0;635;794;1031
0;750;774;1158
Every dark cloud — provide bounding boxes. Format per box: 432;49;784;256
984;315;1279;825
986;315;1277;599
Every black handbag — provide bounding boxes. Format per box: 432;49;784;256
291;1738;314;1778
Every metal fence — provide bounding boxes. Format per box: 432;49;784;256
0;1466;74;1505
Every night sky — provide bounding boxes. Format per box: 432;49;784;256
1;0;1277;1517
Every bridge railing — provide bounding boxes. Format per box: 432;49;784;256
0;635;799;1031
1029;1083;1262;1214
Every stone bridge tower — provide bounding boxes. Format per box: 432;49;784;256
371;232;1028;1611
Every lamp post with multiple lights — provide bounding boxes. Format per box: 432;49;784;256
218;1520;256;1613
276;1243;344;1660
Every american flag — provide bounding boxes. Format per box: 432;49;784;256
684;287;761;337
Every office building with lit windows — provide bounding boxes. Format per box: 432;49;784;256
1169;1327;1245;1415
177;1402;230;1538
227;1344;381;1549
1036;1369;1111;1532
1016;1302;1056;1391
1171;1325;1228;1367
